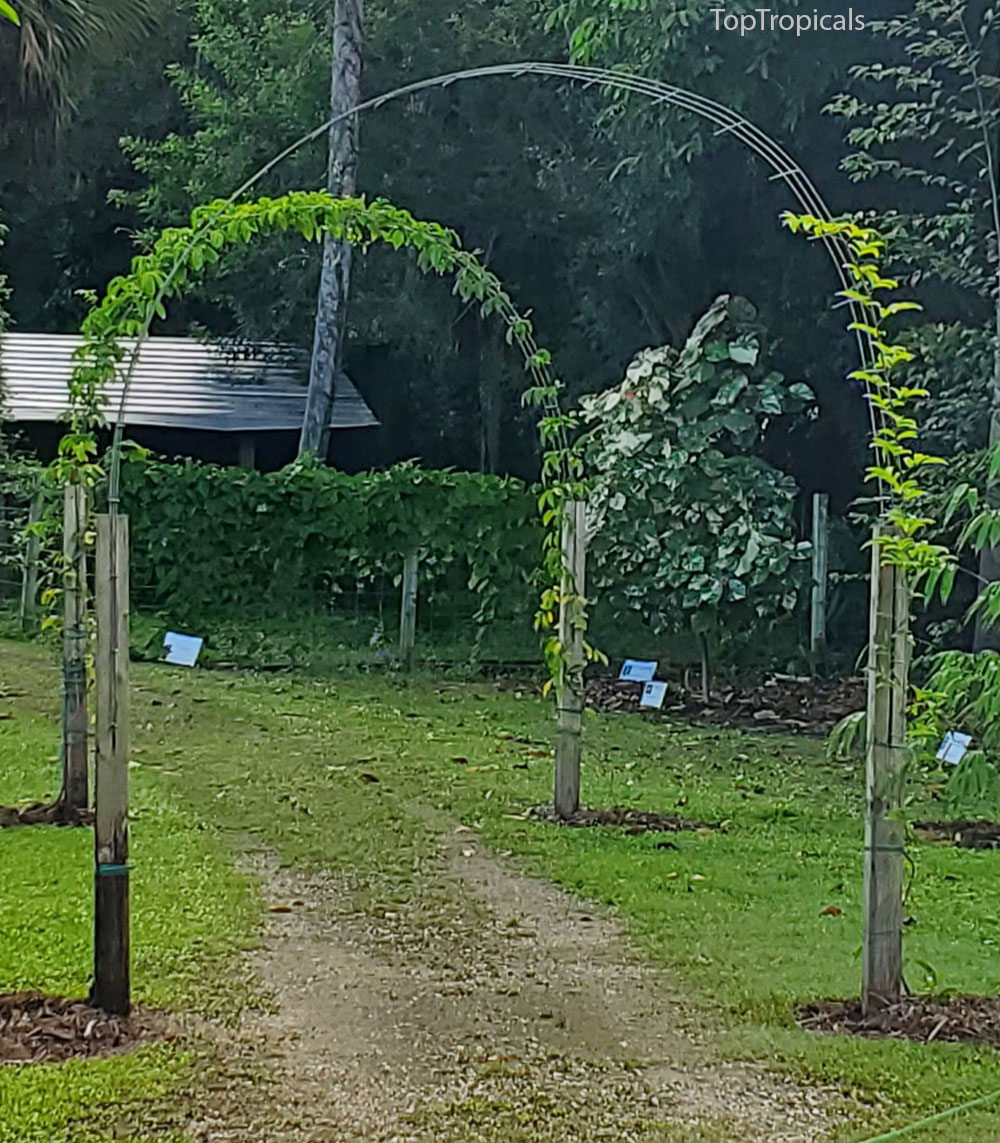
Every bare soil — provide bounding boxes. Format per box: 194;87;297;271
586;675;864;737
0;992;162;1064
186;832;853;1142
799;996;1000;1050
0;800;94;828
912;820;1000;850
529;805;713;835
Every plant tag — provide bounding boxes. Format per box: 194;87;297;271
164;631;204;667
619;659;657;683
640;681;667;709
937;731;972;766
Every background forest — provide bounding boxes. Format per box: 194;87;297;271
1;0;998;679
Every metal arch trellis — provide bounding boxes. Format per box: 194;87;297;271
68;59;909;1020
94;63;887;838
105;59;882;498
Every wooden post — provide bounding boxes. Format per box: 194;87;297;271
237;433;256;469
92;513;130;1016
62;485;89;812
399;552;418;670
18;490;42;630
862;528;909;1013
555;501;587;819
810;492;829;666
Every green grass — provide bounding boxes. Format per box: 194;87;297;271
3;637;1000;1141
0;645;259;1141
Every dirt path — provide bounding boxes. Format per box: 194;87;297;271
188;831;856;1143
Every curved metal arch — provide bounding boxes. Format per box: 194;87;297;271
111;60;880;467
196;60;876;426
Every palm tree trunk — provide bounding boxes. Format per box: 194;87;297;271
966;13;1000;652
299;0;363;461
973;329;1000;652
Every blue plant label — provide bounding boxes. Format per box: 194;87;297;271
936;731;972;766
619;659;657;683
640;681;667;709
164;631;204;667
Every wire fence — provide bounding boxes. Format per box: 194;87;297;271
126;567;543;674
0;498;33;619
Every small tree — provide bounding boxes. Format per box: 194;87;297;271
581;294;813;698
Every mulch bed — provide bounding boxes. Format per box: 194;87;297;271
913;820;1000;850
0;993;162;1064
530;804;712;835
798;995;1000;1050
586;673;864;737
0;801;94;828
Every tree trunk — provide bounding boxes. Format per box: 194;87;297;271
974;328;1000;652
478;321;502;475
299;0;363;461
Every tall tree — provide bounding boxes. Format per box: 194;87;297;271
827;0;1000;646
300;0;363;460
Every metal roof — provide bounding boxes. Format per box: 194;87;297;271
0;333;379;432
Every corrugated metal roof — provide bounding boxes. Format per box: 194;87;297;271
0;333;379;432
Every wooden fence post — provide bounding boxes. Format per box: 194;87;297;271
62;485;89;812
92;513;130;1015
555;501;587;819
810;492;829;666
862;528;909;1013
399;552;419;671
18;490;42;630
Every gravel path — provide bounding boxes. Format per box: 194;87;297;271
187;831;856;1142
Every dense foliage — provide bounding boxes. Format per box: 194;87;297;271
0;0;997;679
116;454;540;628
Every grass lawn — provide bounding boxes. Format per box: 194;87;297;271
2;636;999;1141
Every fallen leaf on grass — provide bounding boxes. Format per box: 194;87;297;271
819;905;843;917
360;773;379;783
452;756;469;765
268;905;293;914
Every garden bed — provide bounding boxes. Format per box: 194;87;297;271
913;820;1000;850
586;673;864;736
0;801;94;828
530;805;712;834
0;993;161;1064
798;995;1000;1050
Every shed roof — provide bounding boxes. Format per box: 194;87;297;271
0;333;378;432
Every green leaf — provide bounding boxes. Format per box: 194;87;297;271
728;340;759;366
0;0;19;24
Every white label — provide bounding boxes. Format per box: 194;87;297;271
936;731;972;766
640;681;667;709
164;631;204;667
619;659;657;683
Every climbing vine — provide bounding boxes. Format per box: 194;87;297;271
55;190;594;682
782;214;954;594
